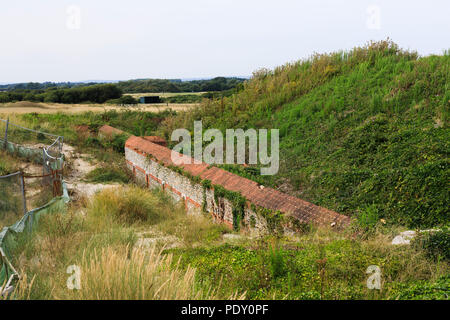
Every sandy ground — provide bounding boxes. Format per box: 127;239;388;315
0;101;198;114
62;144;121;198
11;143;121;205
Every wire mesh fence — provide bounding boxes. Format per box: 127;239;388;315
0;172;26;229
0;118;67;296
0;118;64;228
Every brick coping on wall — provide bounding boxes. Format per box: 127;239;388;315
98;125;126;138
125;135;351;227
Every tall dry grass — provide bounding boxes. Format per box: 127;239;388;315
7;185;240;299
10;245;245;300
67;245;224;300
88;186;227;246
87;186;178;228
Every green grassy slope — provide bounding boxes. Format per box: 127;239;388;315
160;41;449;228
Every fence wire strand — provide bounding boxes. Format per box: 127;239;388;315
0;118;64;228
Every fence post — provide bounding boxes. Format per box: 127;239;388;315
42;149;46;177
19;170;27;215
3;117;9;150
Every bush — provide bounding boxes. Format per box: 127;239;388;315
413;228;450;261
389;275;450;300
85;166;130;184
357;204;380;229
269;245;286;279
89;186;174;225
106;95;138;105
107;133;129;154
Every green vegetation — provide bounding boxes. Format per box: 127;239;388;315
8;186;235;299
161;94;204;104
116;77;246;93
159;40;450;228
15;109;173;146
0;84;122;104
159;89;240;104
0;150;19;175
0;81;103;91
0;79;245;105
2;40;448;301
169;229;449;300
85;165;131;184
2;156;448;300
412;228;450;261
106;95;138;105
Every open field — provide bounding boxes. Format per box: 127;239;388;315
0;101;199;114
124;92;207;99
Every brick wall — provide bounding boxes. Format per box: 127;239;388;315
125;142;268;233
98;125;126;140
124;134;351;234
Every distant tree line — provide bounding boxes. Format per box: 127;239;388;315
116;77;247;93
0;81;103;91
0;84;122;104
0;78;246;104
0;78;246;93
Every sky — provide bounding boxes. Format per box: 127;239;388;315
0;0;449;83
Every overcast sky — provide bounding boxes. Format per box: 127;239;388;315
0;0;448;83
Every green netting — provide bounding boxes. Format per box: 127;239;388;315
0;119;67;296
0;182;69;294
0;172;26;229
1;140;44;164
0;181;69;288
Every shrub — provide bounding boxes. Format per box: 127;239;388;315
269;245;286;279
413;228;450;261
106;95;138;105
107;133;129;154
89;186;174;225
357;204;380;229
389;275;450;300
85;166;130;184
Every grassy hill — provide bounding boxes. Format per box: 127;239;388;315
159;40;449;228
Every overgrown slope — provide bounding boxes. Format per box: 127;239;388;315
159;41;449;228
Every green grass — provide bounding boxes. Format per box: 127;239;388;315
18;109;175;142
7;186;237;299
85;165;131;184
5;184;449;300
0;150;19;175
169;231;449;300
159;40;450;228
161;94;203;104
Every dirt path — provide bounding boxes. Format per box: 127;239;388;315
62;144;121;199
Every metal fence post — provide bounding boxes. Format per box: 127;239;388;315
3;117;9;150
42;149;46;177
19;170;27;215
